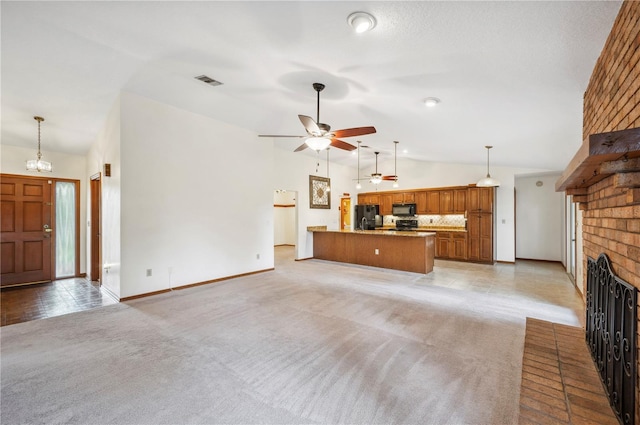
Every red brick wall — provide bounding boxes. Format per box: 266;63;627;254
582;2;640;423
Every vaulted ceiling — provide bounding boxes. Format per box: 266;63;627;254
1;1;621;170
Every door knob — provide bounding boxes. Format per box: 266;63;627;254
43;224;52;233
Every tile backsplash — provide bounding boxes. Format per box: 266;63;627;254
383;214;466;228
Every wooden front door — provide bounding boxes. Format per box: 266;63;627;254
1;175;52;287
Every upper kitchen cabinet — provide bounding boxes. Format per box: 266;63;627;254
467;187;493;213
380;194;393;215
415;191;428;214
439;190;453;214
426;191;440;214
391;192;415;204
357;193;381;205
454;189;467;213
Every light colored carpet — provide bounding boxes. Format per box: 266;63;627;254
1;247;584;424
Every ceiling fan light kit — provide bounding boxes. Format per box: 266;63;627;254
476;145;500;187
347;12;376;33
305;137;331;151
26;116;52;173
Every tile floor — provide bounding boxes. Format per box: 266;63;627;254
518;317;618;425
0;278;118;326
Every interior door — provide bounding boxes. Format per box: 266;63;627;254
1;175;52;287
90;174;101;283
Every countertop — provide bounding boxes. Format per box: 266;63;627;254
381;226;467;233
310;228;436;237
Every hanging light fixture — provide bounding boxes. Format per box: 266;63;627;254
355;141;362;189
305;136;332;152
476;145;500;187
326;148;331;192
26;116;52;172
370;152;382;184
392;141;399;188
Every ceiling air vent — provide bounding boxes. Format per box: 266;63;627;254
194;75;223;87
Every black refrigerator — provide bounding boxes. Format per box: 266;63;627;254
355;204;380;230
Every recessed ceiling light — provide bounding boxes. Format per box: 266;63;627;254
403;149;408;154
347;12;376;33
424;97;440;107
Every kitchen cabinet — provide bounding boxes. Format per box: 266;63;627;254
415;191;428;214
454;189;467;214
467;187;493;213
436;231;467;260
439;190;453;214
358;193;380;206
426;191;440;214
380;194;393;215
436;232;451;258
391;192;415;204
468;212;493;262
451;233;468;260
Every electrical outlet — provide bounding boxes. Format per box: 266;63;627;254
375;249;379;255
146;269;152;277
256;253;260;260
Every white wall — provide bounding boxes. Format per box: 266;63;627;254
273;147;356;260
515;173;564;261
119;92;274;298
274;191;296;246
86;97;122;297
359;157;550;263
0;144;88;275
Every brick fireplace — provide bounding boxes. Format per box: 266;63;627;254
557;2;640;424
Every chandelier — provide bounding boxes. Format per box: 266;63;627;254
26;116;52;173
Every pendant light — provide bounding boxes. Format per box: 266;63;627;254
370;152;382;184
355;141;362;189
326;148;331;192
392;141;399;188
26;116;52;172
476;145;500;187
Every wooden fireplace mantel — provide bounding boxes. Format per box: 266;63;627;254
555;126;640;192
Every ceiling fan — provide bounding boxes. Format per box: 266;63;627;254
365;142;400;186
259;82;376;152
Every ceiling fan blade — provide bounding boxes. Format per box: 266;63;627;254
329;138;357;151
294;143;309;152
298;115;321;134
258;134;305;138
382;175;398;181
331;126;377;138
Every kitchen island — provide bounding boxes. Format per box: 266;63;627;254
311;229;435;274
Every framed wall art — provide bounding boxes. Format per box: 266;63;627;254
309;175;331;209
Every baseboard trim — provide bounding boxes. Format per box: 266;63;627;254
120;268;275;302
515;258;564;265
497;260;516;264
295;257;314;261
274;244;295;247
174;268;275;292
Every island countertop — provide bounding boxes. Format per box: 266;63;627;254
310;228;436;237
311;228;435;274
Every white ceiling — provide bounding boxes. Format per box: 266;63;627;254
1;1;621;170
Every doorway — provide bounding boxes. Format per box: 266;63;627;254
274;190;296;248
341;197;351;230
90;173;102;284
1;174;80;287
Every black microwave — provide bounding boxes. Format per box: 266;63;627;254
392;203;416;216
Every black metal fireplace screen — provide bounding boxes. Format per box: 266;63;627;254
586;253;637;425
